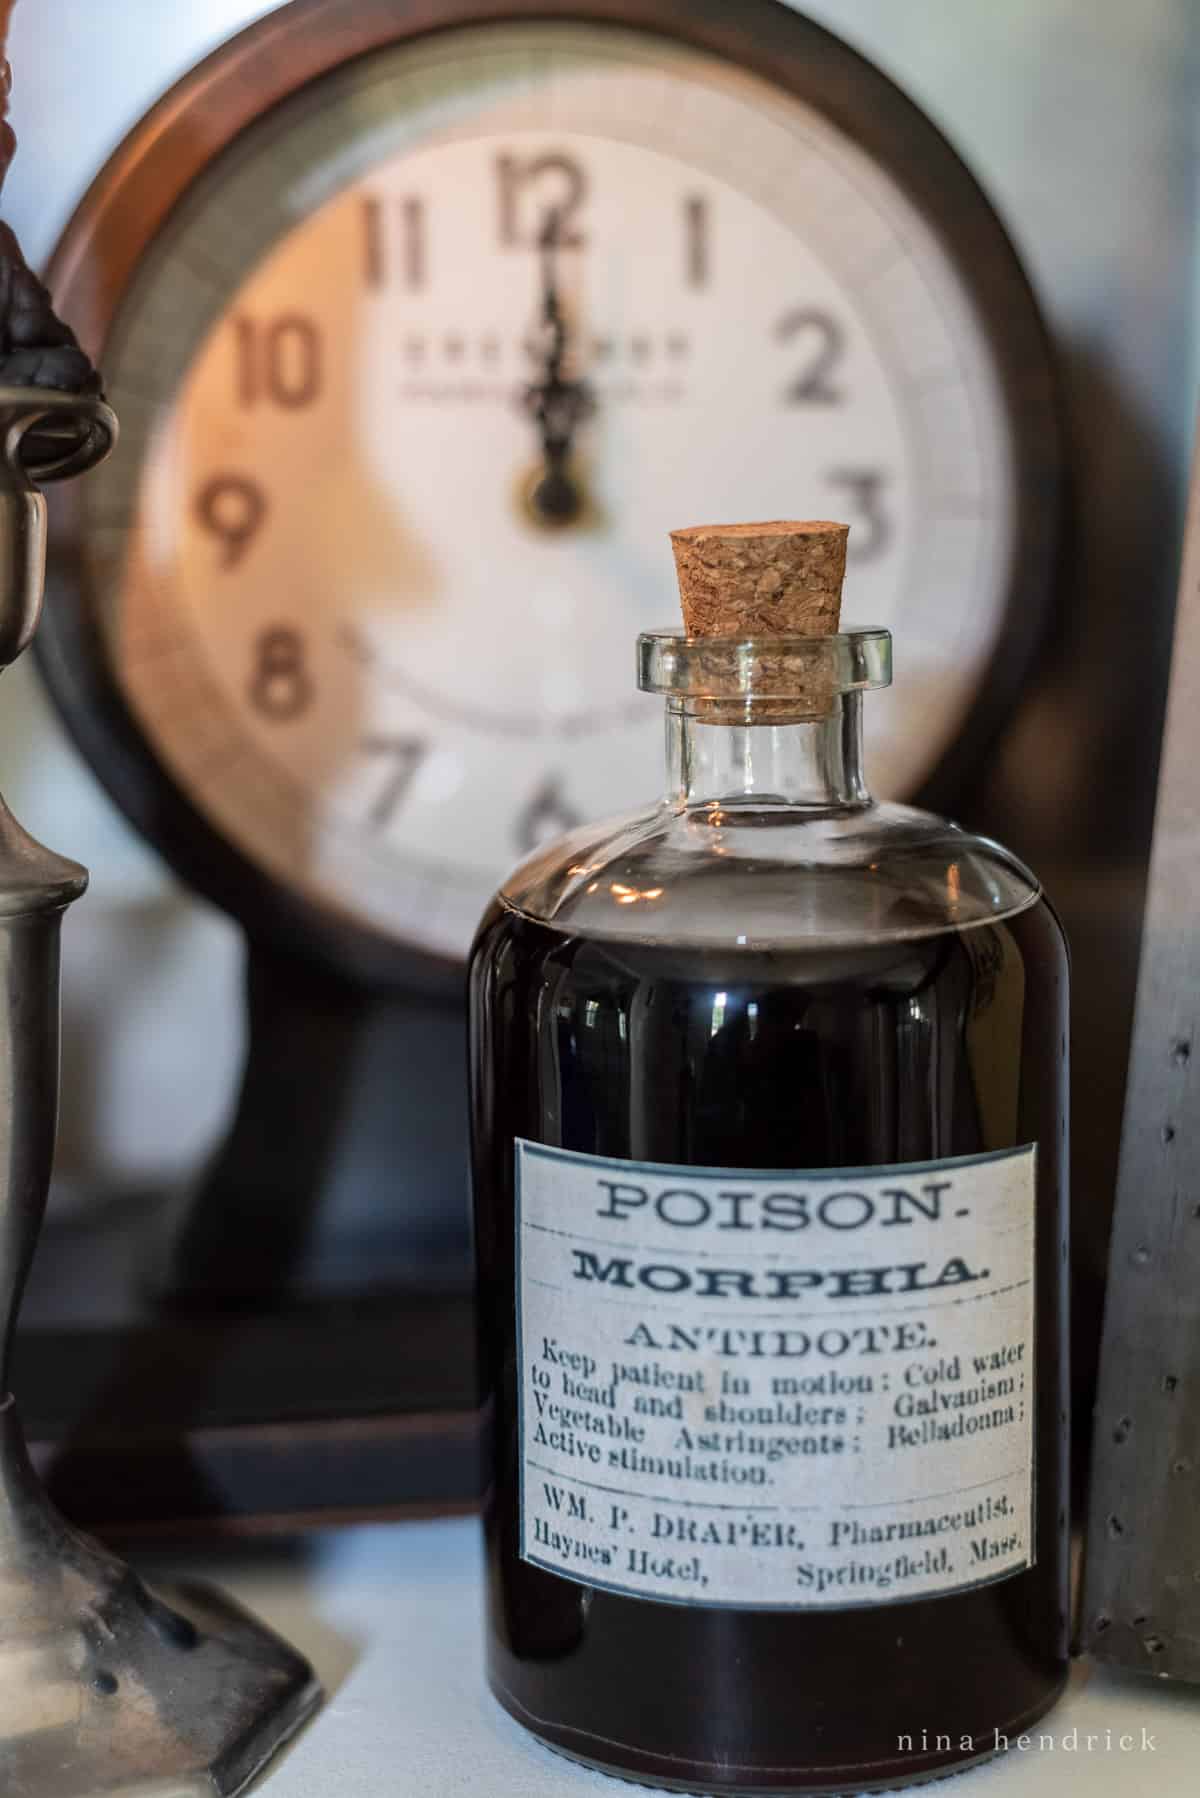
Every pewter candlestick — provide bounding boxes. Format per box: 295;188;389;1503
0;388;322;1794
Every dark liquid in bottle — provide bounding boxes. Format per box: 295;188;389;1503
470;896;1069;1794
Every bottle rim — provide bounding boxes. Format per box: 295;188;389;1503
637;627;892;700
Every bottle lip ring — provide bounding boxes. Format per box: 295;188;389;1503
637;626;892;700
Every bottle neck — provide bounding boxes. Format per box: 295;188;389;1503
666;692;870;812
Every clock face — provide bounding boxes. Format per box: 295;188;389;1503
67;16;1037;967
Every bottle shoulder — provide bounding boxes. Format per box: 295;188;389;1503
496;798;1044;950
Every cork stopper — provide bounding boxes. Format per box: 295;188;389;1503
667;521;849;718
670;520;848;639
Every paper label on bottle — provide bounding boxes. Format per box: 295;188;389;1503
516;1140;1037;1610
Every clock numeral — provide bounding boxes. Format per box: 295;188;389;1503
776;307;844;405
515;775;581;854
683;194;709;288
827;469;891;561
194;474;267;569
234;314;322;409
362;734;428;830
248;626;313;722
361;195;426;290
495;152;587;248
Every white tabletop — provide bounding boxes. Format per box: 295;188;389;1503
140;1517;1200;1797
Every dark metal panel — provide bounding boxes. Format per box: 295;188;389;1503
1082;419;1200;1679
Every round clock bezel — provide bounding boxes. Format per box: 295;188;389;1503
39;0;1062;994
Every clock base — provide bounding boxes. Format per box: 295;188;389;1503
15;1181;480;1532
160;941;472;1304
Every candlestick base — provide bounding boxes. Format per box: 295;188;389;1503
0;1397;321;1795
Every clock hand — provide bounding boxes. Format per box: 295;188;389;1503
520;207;594;528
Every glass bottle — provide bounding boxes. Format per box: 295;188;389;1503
469;625;1069;1794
